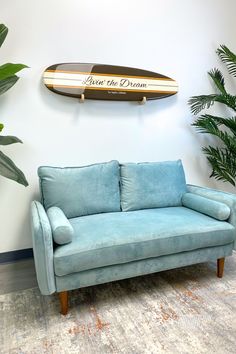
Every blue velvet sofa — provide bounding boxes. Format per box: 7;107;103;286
31;160;236;315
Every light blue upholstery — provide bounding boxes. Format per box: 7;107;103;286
53;207;235;276
47;207;74;245
30;161;236;303
55;243;234;292
31;201;56;295
120;160;186;211
38;160;121;218
187;184;236;249
182;193;231;221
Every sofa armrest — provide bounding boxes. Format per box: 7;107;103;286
187;184;236;249
31;201;56;295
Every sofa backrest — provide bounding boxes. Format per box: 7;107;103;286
120;160;187;211
38;159;187;217
38;160;121;218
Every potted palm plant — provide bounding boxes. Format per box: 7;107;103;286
189;45;236;186
0;24;28;186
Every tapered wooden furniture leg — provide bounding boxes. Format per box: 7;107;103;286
217;258;225;278
59;291;68;315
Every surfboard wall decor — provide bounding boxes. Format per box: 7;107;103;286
43;63;178;103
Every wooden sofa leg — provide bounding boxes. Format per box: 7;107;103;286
217;258;225;278
59;291;69;315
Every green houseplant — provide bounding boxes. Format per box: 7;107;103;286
0;24;28;186
189;45;236;186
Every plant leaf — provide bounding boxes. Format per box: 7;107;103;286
0;75;19;96
208;68;226;94
0;135;22;145
189;45;236;186
0;123;4;132
193;114;236;153
217;45;236;77
203;114;236;135
203;146;236;185
188;94;218;114
0;150;28;186
0;24;8;48
0;63;28;81
216;93;236;112
189;93;236;115
192;115;218;134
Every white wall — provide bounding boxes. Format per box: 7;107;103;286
1;0;236;252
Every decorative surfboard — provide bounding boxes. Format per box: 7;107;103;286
43;63;178;103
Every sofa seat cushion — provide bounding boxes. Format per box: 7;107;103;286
53;207;235;276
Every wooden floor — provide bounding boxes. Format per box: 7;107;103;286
0;258;37;295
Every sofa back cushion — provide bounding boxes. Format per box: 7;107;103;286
38;160;121;218
120;160;187;211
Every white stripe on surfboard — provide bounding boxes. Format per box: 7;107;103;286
44;71;178;92
44;72;177;85
44;78;177;93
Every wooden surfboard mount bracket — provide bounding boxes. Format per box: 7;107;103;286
79;93;85;103
140;96;147;105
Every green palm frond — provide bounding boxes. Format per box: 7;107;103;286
193;115;236;152
203;146;236;185
218;93;236;112
208;68;226;94
205;114;236;135
188;93;236;115
188;94;218;114
189;45;236;186
217;45;236;77
192;114;218;134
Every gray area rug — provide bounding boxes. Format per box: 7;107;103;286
1;253;236;354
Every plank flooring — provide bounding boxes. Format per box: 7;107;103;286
0;258;37;295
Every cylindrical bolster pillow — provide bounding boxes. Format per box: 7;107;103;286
182;193;231;221
47;207;74;245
